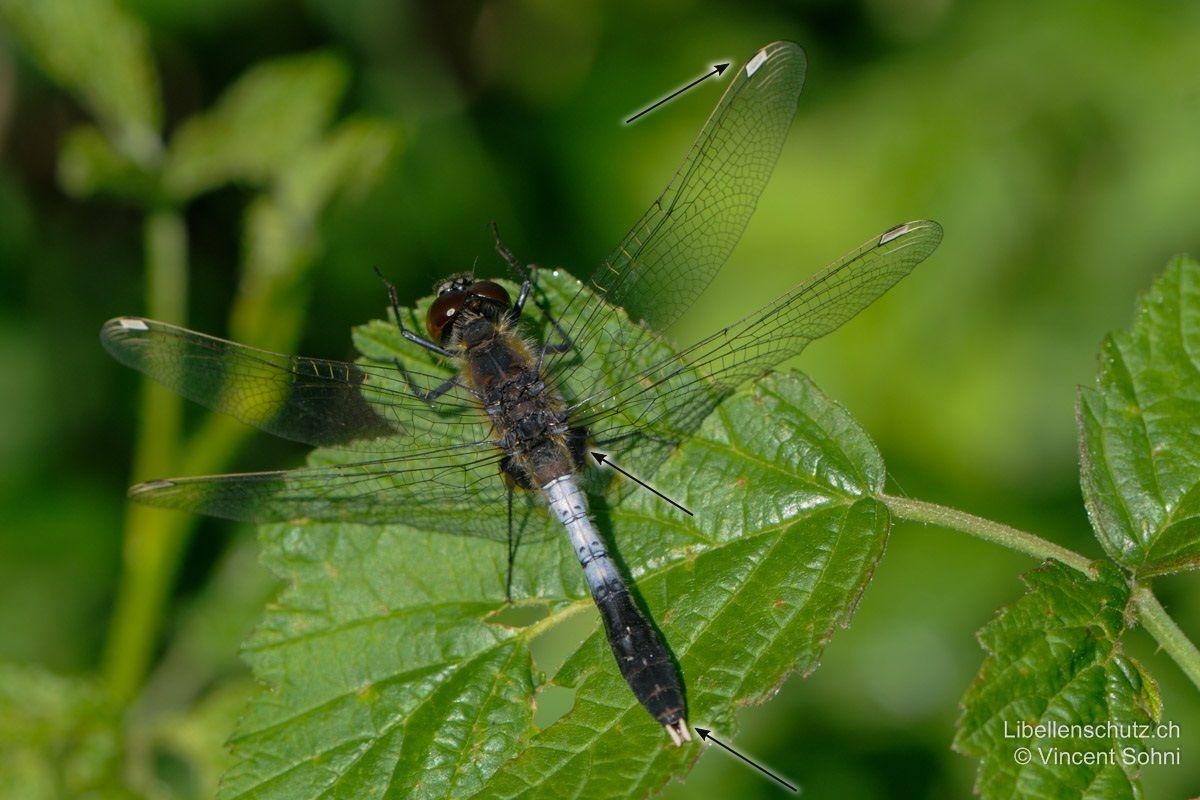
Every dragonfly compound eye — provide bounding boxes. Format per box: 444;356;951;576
426;290;469;342
469;280;511;309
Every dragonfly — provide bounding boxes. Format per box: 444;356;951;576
101;41;942;746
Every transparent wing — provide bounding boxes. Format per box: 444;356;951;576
583;40;806;332
129;438;556;542
103;316;553;539
565;220;943;476
548;41;806;372
101;317;488;452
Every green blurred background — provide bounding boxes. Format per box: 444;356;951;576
2;0;1199;797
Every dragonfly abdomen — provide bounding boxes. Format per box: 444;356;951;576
457;294;690;744
542;475;691;745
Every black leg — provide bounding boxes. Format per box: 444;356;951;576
373;266;456;358
488;222;539;320
512;263;572;355
421;373;461;402
517;266;574;355
392;358;461;404
490;221;528;280
401;328;456;358
512;276;534;317
375;265;405;327
536;286;575;360
373;267;466;406
505;485;518;602
486;225;575;358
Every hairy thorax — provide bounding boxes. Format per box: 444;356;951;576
455;314;577;489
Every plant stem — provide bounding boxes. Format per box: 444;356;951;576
1132;586;1200;691
102;210;191;704
104;206;322;704
882;493;1200;693
880;494;1094;574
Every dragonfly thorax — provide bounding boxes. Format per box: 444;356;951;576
460;325;579;489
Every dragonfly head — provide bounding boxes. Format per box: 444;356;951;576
426;273;512;343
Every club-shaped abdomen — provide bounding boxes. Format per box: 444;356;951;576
542;475;691;745
591;568;690;741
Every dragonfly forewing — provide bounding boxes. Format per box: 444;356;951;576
101;317;489;451
578;41;807;334
542;42;808;443
104;316;560;542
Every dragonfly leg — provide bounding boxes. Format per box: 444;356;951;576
505;484;518;602
375;265;406;325
541;318;574;354
519;265;575;356
531;274;574;354
512;275;534;317
487;223;573;361
401;329;455;357
391;358;460;405
374;266;457;358
490;221;526;280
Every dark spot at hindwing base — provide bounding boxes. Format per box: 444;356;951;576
567;426;589;470
499;454;535;490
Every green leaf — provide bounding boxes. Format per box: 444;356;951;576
954;562;1161;800
57;124;157;202
0;0;161;165
1078;255;1200;576
275;117;402;220
236;118;401;290
163;52;349;202
0;663;133;800
220;270;890;799
227;117;401;349
141;679;260;800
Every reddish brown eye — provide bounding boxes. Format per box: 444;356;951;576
469;280;511;308
426;290;467;341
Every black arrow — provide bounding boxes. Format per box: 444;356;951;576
590;452;692;516
625;61;730;124
695;728;797;792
